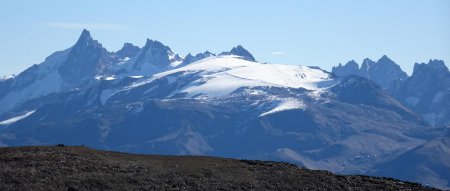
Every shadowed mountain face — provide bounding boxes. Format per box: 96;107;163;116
58;29;114;85
219;45;256;62
396;60;450;127
115;43;141;59
0;30;448;189
0;146;438;191
332;57;450;128
370;131;450;189
332;60;359;76
134;39;172;69
181;51;215;66
332;56;408;91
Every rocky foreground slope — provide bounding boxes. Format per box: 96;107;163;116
0;146;438;191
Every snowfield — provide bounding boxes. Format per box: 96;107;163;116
260;98;307;117
0;110;36;126
123;56;336;98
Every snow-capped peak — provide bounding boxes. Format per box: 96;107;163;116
128;56;335;98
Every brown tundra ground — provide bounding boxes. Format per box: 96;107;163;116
0;146;439;191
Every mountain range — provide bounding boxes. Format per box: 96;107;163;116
332;56;450;128
0;30;449;189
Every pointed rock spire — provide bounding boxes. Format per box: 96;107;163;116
413;59;449;76
332;60;359;77
181;51;216;66
220;45;256;62
427;59;448;71
58;29;109;84
80;29;92;39
377;55;395;65
361;58;376;68
360;58;376;76
134;39;171;68
75;29;94;46
332;56;407;90
116;43;141;59
142;39;169;50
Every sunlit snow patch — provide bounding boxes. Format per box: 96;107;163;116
0;75;15;80
104;76;117;81
0;110;36;126
95;76;118;80
260;98;307;117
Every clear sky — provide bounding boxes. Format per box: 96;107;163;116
1;0;449;77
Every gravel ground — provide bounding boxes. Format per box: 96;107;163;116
0;146;439;191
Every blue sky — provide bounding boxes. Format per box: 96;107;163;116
1;0;449;76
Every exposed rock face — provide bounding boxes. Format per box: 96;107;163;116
332;57;450;127
134;39;172;69
219;45;256;61
181;51;215;66
370;130;450;190
396;60;450;127
332;55;408;91
332;60;359;77
115;43;141;59
58;29;114;85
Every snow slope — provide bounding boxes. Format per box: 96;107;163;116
0;72;63;114
0;110;36;126
126;56;335;98
260;98;307;117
